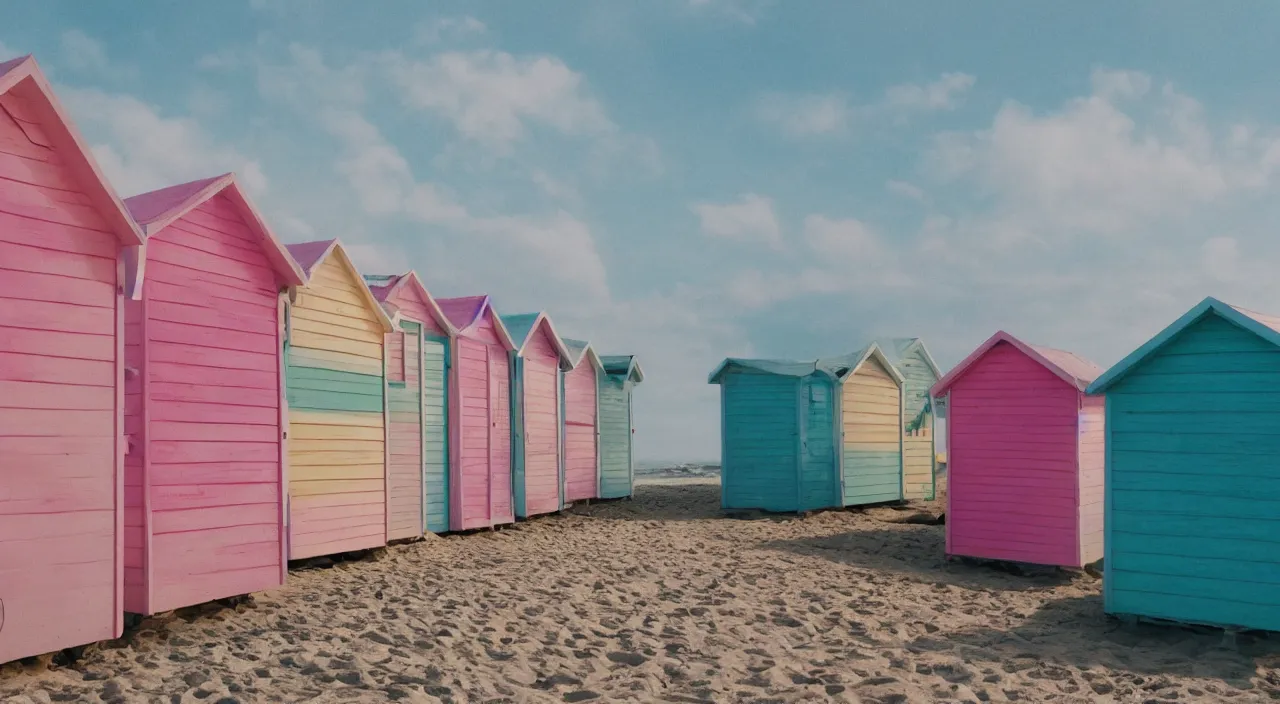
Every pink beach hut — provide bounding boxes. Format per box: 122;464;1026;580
0;55;145;662
437;296;518;530
120;174;305;616
562;338;604;504
364;272;457;537
929;331;1105;568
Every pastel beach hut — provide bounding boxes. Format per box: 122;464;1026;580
929;331;1104;568
876;338;943;500
121;174;305;616
437;295;518;530
1087;297;1280;632
365;272;457;537
598;355;644;500
708;345;906;513
0;55;145;663
502;313;574;518
283;239;394;559
562;338;604;504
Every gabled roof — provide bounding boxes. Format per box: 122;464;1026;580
601;355;644;383
502;312;574;367
874;337;942;380
125;173;306;287
437;294;517;351
363;270;457;337
0;55;144;248
563;337;604;371
708;342;904;387
1087;296;1280;394
284;239;393;332
930;330;1102;397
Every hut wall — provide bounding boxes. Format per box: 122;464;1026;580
563;359;598;502
841;357;903;505
1078;394;1105;565
519;326;562;517
422;336;449;532
1105;314;1280;631
286;254;387;559
899;346;938;500
386;321;423;540
597;373;633;499
720;372;800;511
0;88;124;661
453;312;513;529
125;192;285;614
800;376;838;510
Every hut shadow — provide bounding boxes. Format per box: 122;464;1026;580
762;523;1080;592
907;593;1279;689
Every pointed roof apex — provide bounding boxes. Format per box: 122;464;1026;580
563;337;603;371
362;270;457;337
285;239;339;278
437;295;517;350
931;330;1102;398
286;239;393;332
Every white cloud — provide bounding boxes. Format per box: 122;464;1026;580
61;30;109;73
415;16;487;45
884;72;976;111
61;86;268;196
1090;68;1151;101
1202;236;1240;282
886;179;925;201
757;73;976;138
754;92;849;137
385;49;614;146
691;193;782;247
803;215;883;260
531;170;582;205
258;44;366;109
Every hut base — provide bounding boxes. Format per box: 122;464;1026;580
1110;612;1274;640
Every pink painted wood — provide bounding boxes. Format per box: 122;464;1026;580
564;348;600;503
121;174;304;615
522;320;565;516
0;55;144;665
438;296;516;530
931;332;1104;568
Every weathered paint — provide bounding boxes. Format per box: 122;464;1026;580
365;271;455;536
931;331;1104;568
504;313;573;518
598;355;643;499
876;339;941;500
710;345;905;513
121;174;304;615
0;55;144;664
1087;297;1280;632
840;356;903;506
438;296;517;530
284;240;392;559
562;338;603;503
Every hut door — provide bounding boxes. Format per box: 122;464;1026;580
485;345;495;517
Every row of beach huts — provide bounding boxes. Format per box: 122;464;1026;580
0;55;643;664
714;309;1280;635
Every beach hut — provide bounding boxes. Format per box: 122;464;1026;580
283;240;394;559
598;355;644;499
708;344;906;513
121;174;305;615
365;272;457;537
1087;297;1280;632
437;295;518;530
929;331;1104;568
0;55;145;663
562;338;604;503
876;338;943;500
503;313;574;518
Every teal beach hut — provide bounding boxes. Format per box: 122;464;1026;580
1087;296;1280;632
875;338;943;500
598;355;645;499
709;344;906;512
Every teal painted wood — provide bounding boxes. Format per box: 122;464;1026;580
800;377;839;511
511;355;528;516
1104;312;1280;632
598;372;634;499
841;450;905;504
899;345;938;500
286;360;384;413
719;371;811;512
422;336;450;533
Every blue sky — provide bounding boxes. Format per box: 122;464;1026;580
7;1;1280;462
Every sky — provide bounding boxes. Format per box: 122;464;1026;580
7;1;1280;463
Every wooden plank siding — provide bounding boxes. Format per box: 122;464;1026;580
385;321;422;540
841;357;904;506
563;357;599;502
597;373;634;499
422;337;449;532
124;191;286;614
286;253;387;559
898;346;938;500
515;324;562;517
1105;314;1280;631
452;312;514;530
0;85;125;662
945;342;1083;567
801;377;840;510
720;372;803;512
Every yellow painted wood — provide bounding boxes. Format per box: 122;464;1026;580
289;478;385;497
288;347;383;376
290;438;385;456
290;423;386;441
291;464;386;481
844;357;901;451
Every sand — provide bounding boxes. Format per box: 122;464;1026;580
1;477;1277;703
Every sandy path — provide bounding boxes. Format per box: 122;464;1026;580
1;478;1276;703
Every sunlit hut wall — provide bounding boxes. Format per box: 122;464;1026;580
365;271;456;537
598;355;644;500
437;295;518;530
930;331;1104;569
122;174;304;615
876;338;942;500
283;240;393;559
502;312;574;519
1087;297;1280;632
561;338;604;504
0;55;144;663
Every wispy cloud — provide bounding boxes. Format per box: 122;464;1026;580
691;193;782;248
755;73;976;138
